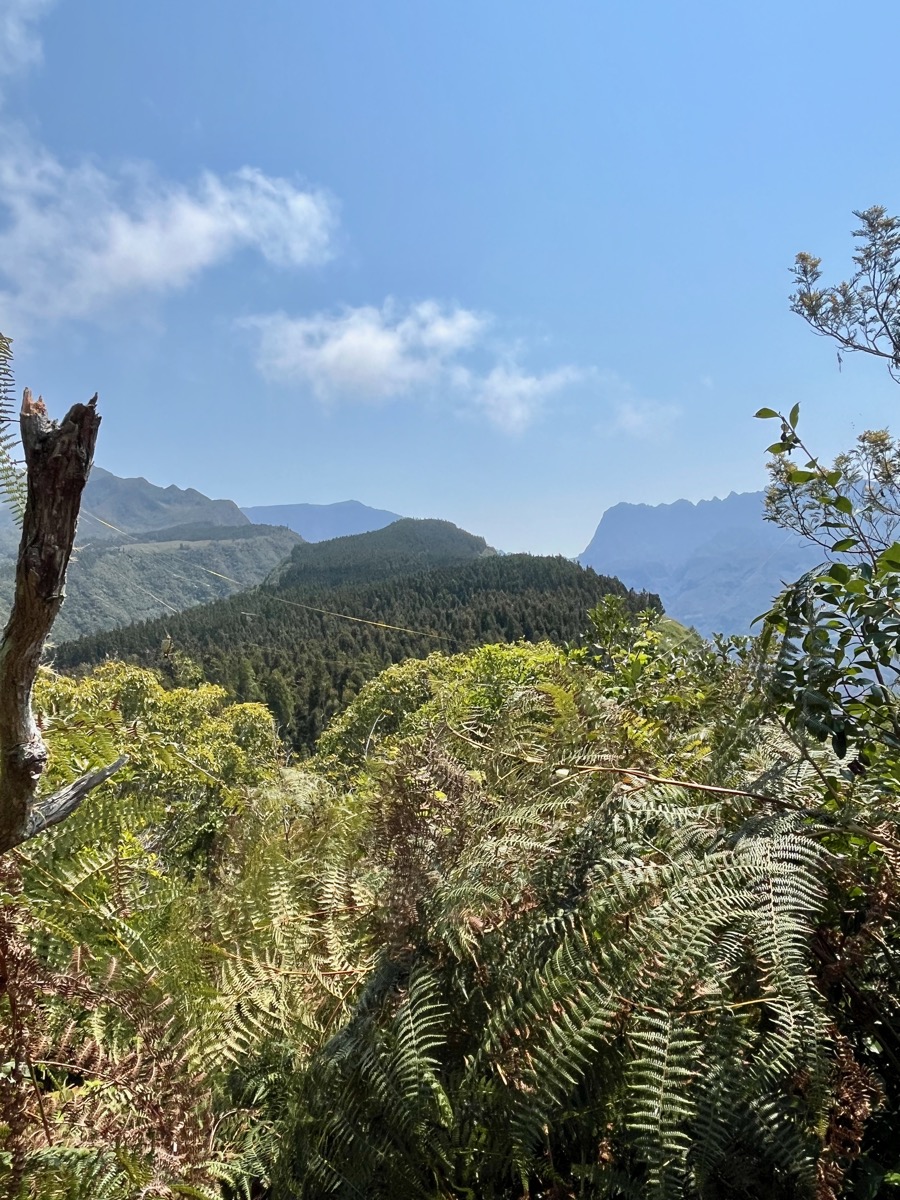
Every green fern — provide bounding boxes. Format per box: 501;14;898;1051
0;332;27;525
11;625;899;1195
262;635;879;1198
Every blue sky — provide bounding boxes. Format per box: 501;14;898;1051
2;0;900;554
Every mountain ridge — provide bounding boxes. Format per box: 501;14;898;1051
242;499;402;542
6;522;303;642
580;490;820;636
82;467;250;536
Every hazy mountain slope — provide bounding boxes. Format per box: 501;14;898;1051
80;467;250;538
58;522;660;750
242;499;401;541
580;491;820;636
0;467;254;559
1;523;301;642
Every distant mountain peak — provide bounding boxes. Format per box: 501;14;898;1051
84;467;249;535
580;489;819;636
242;499;403;542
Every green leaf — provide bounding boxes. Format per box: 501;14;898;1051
831;538;858;553
787;468;816;484
878;542;900;569
788;402;800;427
823;563;851;584
754;407;779;419
832;495;853;515
767;442;790;455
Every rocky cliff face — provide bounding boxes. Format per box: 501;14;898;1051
580;491;821;636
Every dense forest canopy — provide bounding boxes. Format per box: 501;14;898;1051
58;540;661;751
268;517;493;588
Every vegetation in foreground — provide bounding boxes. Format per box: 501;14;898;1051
5;209;900;1197
9;583;900;1198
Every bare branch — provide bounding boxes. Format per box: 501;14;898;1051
24;755;129;840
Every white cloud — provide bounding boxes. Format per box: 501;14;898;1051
613;396;680;439
0;0;54;83
0;4;335;329
0;0;583;442
474;362;582;433
0;140;335;326
247;299;485;400
246;299;583;432
583;369;681;440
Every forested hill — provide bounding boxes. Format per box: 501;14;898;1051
57;551;660;750
268;517;493;589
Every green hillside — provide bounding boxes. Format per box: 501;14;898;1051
57;540;661;750
0;523;301;642
0;463;258;565
268;516;493;589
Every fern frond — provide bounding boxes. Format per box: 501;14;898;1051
0;332;26;525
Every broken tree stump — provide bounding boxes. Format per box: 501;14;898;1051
0;391;126;853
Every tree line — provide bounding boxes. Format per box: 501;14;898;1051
57;550;661;751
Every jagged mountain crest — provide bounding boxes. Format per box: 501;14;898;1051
579;490;820;636
81;467;250;536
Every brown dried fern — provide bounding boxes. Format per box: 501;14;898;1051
0;861;216;1196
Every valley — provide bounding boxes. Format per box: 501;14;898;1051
57;517;660;749
0;460;820;644
2;2;896;1191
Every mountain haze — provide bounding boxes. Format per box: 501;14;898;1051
242;499;402;542
580;491;820;636
0;458;822;643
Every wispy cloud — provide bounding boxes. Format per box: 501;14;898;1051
0;0;624;444
0;0;55;84
247;300;486;399
587;370;681;440
613;396;680;438
0;2;335;329
0;140;335;327
245;300;583;432
473;362;582;433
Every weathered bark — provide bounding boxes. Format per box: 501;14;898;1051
0;391;127;853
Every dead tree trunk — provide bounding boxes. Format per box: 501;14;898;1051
0;390;126;853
